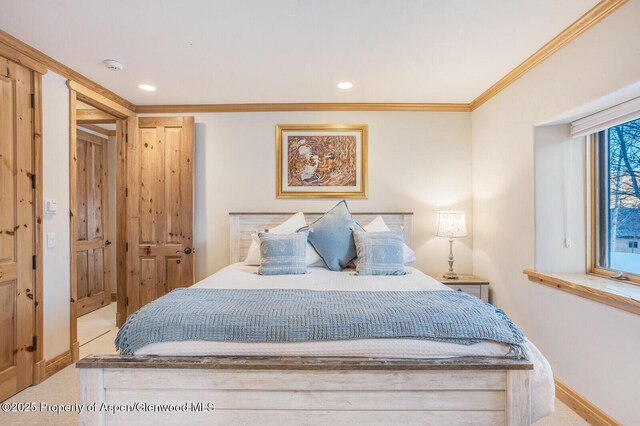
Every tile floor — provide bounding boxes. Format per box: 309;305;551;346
76;302;117;348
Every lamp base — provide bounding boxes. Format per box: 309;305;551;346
443;271;459;280
443;238;459;280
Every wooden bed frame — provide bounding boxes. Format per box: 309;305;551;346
77;212;533;425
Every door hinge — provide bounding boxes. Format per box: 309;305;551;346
125;296;129;307
125;242;128;252
31;173;36;189
32;255;37;270
125;187;128;197
26;336;36;352
125;133;128;143
30;93;35;108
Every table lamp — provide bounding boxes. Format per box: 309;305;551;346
436;211;467;279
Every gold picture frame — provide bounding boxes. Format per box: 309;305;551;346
276;124;368;198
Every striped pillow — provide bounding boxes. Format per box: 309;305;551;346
257;231;309;275
352;230;406;276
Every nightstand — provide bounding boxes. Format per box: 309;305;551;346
431;275;490;303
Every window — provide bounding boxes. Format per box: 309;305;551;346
593;118;640;278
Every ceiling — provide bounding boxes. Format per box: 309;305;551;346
0;0;600;105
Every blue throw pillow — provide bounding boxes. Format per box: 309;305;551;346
303;201;362;271
257;231;308;275
352;230;406;276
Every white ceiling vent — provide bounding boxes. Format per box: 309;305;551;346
103;59;123;71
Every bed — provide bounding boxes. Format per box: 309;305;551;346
77;212;553;425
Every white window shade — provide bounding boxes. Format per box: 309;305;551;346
571;96;640;138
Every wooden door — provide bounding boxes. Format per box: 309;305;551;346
75;129;111;316
123;117;195;321
0;60;36;401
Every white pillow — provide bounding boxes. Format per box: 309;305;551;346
243;212;323;266
364;216;416;265
363;215;390;232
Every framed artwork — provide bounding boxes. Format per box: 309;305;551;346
276;124;368;198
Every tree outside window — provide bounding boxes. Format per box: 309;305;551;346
602;118;640;274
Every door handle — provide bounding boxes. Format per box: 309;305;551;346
176;247;195;255
105;240;112;246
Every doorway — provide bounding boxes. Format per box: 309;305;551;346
74;125;113;317
68;82;133;361
68;83;196;361
121;117;196;322
73;109;118;352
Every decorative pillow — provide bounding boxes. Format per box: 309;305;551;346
304;201;361;271
353;230;406;276
244;212;323;266
305;245;325;267
257;231;309;275
363;216;416;265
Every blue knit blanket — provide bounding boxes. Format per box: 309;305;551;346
115;289;527;359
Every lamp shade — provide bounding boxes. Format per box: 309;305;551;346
435;211;467;238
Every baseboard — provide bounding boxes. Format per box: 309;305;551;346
111;292;116;302
33;360;46;384
555;379;621;426
44;350;72;379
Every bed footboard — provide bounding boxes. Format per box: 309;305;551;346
77;355;532;426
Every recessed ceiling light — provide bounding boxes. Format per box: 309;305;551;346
337;82;353;89
138;84;156;92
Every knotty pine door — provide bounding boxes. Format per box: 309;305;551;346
122;117;195;322
0;59;36;401
75;129;111;316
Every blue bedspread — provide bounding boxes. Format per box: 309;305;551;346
115;289;527;358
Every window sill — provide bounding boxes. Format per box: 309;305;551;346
523;269;640;316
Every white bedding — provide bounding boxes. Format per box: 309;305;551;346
135;263;554;421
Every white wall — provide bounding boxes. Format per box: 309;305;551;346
37;5;640;421
140;111;473;280
534;125;586;273
42;71;70;360
40;99;472;359
41;81;117;358
471;1;640;423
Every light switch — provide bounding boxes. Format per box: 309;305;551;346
44;198;58;214
47;233;56;248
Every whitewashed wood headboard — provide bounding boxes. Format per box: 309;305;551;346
229;212;413;264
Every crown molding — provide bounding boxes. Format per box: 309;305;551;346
0;29;136;112
0;40;47;74
470;0;628;111
134;1;627;114
76;108;118;124
67;80;135;118
0;0;627;115
135;103;471;113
